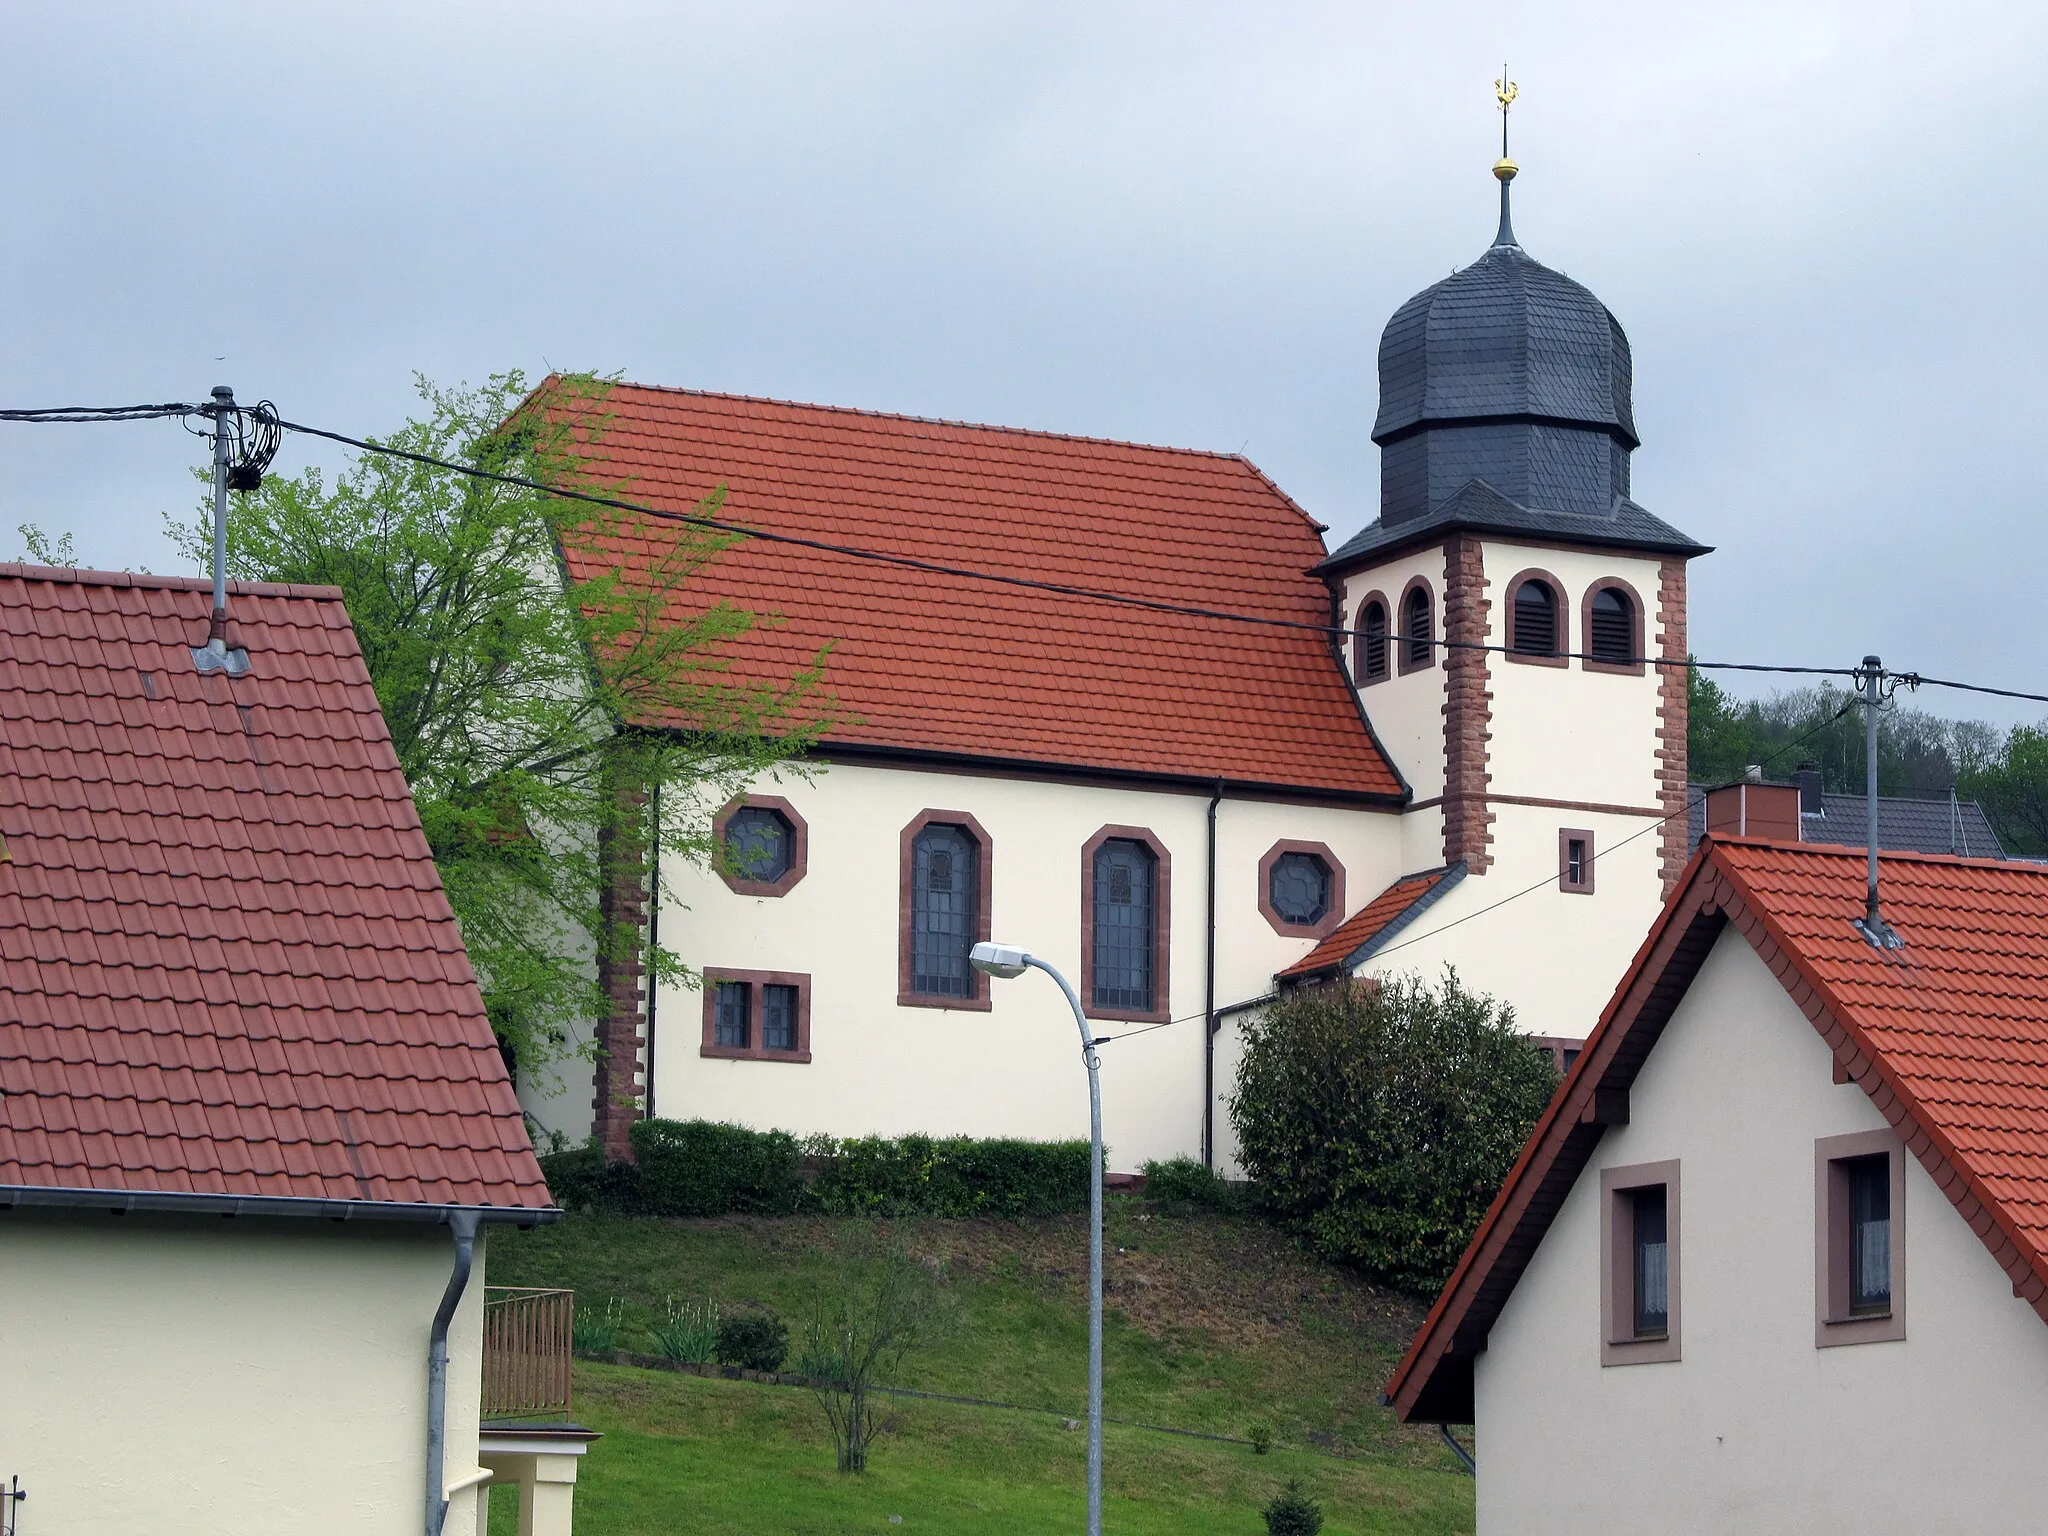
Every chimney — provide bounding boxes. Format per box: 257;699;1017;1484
1704;781;1802;843
1793;763;1825;817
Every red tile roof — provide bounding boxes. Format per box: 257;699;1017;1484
0;566;552;1214
1388;837;2048;1422
548;383;1405;801
1277;866;1463;979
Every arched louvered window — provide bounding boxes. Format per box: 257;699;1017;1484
1512;578;1559;657
1355;598;1389;683
1402;585;1433;667
910;822;980;998
1091;838;1157;1012
1589;586;1635;665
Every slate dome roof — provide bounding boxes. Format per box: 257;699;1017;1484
1371;221;1637;450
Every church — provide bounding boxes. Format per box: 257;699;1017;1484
519;152;1710;1175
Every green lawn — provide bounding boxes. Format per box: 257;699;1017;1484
486;1362;1474;1535
483;1202;1474;1534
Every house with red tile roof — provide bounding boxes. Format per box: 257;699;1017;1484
0;565;565;1534
1385;836;2048;1532
520;169;1709;1175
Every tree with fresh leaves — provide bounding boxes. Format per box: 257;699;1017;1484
1960;726;2048;855
168;372;828;1081
1687;665;1998;798
1229;970;1556;1296
798;1236;947;1473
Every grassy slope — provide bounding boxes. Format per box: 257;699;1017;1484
485;1201;1474;1534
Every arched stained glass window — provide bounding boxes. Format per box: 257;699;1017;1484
1091;838;1157;1011
910;822;979;998
1512;579;1559;656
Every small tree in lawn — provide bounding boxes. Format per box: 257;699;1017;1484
168;372;829;1078
799;1238;944;1473
1229;968;1557;1295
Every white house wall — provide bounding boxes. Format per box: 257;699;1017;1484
638;760;1405;1171
1473;929;2048;1535
0;1211;489;1536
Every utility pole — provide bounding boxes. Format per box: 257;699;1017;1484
191;385;253;676
1856;655;1902;949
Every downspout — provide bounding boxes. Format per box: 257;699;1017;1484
1202;777;1223;1170
425;1210;482;1536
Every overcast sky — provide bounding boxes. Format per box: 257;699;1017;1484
4;2;2045;724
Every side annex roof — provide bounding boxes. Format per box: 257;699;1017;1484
1386;837;2048;1423
1277;865;1465;982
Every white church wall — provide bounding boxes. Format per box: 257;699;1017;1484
1371;799;1665;1041
1339;546;1449;802
1479;540;1667;811
646;759;1404;1170
1474;930;2048;1535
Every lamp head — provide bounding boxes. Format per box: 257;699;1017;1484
969;941;1030;979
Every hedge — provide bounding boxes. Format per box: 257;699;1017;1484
538;1119;1093;1220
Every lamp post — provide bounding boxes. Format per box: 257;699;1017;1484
970;940;1103;1536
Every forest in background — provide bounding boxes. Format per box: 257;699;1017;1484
1688;669;2048;855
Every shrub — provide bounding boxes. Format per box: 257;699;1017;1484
1262;1481;1324;1536
801;1236;947;1473
649;1296;720;1363
633;1118;805;1215
1141;1156;1241;1213
538;1119;1092;1221
571;1296;622;1354
1246;1421;1274;1455
810;1134;1091;1218
1228;969;1556;1295
715;1311;790;1372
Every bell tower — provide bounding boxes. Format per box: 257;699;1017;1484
1319;78;1710;917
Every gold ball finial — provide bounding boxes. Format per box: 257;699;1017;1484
1494;157;1518;183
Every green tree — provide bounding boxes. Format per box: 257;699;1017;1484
1228;970;1556;1296
169;372;828;1077
1960;724;2048;855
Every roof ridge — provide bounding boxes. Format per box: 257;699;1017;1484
587;377;1270;469
1707;831;2026;874
0;562;345;602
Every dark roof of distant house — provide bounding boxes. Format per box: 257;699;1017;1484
0;566;553;1216
1685;784;2006;860
1319;477;1709;573
1277;865;1465;981
1386;838;2048;1424
543;383;1406;803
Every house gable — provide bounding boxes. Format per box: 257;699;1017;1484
1388;837;2048;1423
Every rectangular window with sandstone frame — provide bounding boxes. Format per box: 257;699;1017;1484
1600;1160;1680;1366
1558;828;1595;894
1815;1129;1906;1347
700;968;812;1063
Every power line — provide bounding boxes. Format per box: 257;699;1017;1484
0;403;198;424
1896;672;2048;708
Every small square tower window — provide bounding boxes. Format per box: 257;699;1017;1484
1558;829;1595;894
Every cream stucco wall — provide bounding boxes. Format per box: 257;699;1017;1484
0;1211;489;1535
1478;540;1666;810
1473;929;2048;1534
633;759;1408;1171
1338;548;1447;803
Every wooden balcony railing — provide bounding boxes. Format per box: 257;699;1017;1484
482;1286;575;1420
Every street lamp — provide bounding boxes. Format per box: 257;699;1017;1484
970;940;1103;1536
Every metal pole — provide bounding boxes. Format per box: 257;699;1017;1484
209;385;234;645
1863;655;1882;928
1026;956;1104;1536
